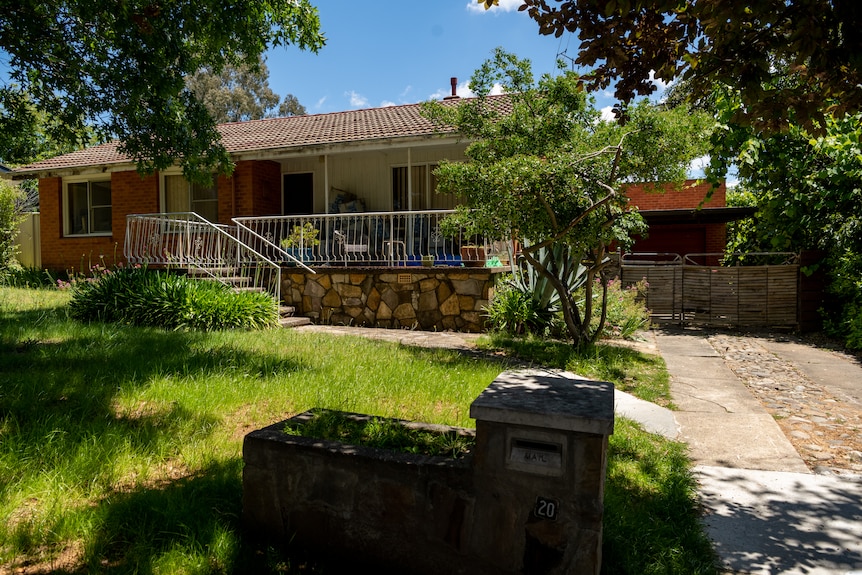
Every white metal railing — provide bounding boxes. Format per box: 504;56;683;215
233;210;514;267
124;212;282;302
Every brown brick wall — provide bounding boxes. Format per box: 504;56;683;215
252;160;282;216
226;160;281;219
625;179;726;210
39;172;157;272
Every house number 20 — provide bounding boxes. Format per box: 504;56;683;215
534;496;559;521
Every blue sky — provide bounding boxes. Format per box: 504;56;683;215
263;1;730;180
265;0;628;116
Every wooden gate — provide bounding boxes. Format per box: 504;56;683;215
620;253;799;328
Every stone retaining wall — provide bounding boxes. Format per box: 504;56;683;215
281;267;505;332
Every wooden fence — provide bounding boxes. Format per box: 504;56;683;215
621;253;800;328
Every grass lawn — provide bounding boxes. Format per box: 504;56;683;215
0;286;717;574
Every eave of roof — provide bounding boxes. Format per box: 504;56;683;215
640;206;757;225
9;95;511;179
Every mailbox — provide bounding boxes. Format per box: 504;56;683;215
469;369;614;575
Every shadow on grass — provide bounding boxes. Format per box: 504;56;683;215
0;306;307;571
602;419;720;575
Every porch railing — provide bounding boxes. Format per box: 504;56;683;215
124;212;283;303
233;210;514;267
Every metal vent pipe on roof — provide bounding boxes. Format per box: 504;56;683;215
443;77;459;100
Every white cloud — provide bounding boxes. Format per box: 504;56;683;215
688;155;710;173
465;0;522;13
600;105;616;122
314;96;328;110
648;70;670;93
346;90;368;108
380;100;397;107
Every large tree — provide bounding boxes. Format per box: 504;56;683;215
186;55;306;124
424;49;710;348
0;1;324;183
478;0;862;133
721;110;862;347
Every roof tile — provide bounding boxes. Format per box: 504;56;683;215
13;95;511;176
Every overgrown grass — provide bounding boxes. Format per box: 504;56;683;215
0;286;714;574
284;409;474;458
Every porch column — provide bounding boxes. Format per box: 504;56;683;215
407;147;412;211
324;155;330;213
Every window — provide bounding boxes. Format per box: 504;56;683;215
162;174;218;222
392;164;459;211
65;179;112;236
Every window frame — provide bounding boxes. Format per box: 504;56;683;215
159;171;219;222
62;176;113;237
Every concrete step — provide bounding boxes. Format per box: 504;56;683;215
279;316;312;328
279;305;296;317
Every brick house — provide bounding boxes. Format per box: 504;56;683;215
7;95;740;273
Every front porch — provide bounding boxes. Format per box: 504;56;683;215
124;211;514;332
232;210;515;269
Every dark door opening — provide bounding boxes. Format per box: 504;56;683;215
283;173;314;215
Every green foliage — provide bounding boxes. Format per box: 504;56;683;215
280;222;320;248
591;278;651;340
519;0;861;134
424;52;709;347
714;108;862;348
67;266;278;330
0;180;22;273
0;266;55;289
484;279;561;336
0;287;713;573
0;0;324;184
284;410;474;459
186;54;306;124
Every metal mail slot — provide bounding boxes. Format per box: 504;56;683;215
510;439;562;470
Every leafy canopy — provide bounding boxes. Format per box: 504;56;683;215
423;49;710;347
0;0;324;183
477;0;862;134
186;54;307;124
720;110;862;347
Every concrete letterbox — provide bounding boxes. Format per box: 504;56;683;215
468;369;614;574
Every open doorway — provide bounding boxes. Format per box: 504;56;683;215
283;173;313;215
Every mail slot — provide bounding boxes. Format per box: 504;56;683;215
505;430;567;476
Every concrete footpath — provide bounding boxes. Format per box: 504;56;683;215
650;328;862;575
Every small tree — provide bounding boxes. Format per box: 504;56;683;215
0;180;23;273
423;49;711;348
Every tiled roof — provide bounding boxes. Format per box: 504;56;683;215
12;95;511;176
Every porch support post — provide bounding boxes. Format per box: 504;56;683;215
407;147;412;211
324;154;330;213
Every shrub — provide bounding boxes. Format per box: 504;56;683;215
0;180;23;273
484;278;558;336
487;275;650;340
68;266;278;330
588;278;651;339
0;265;56;288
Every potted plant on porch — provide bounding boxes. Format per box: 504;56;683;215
280;222;320;264
460;244;486;267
